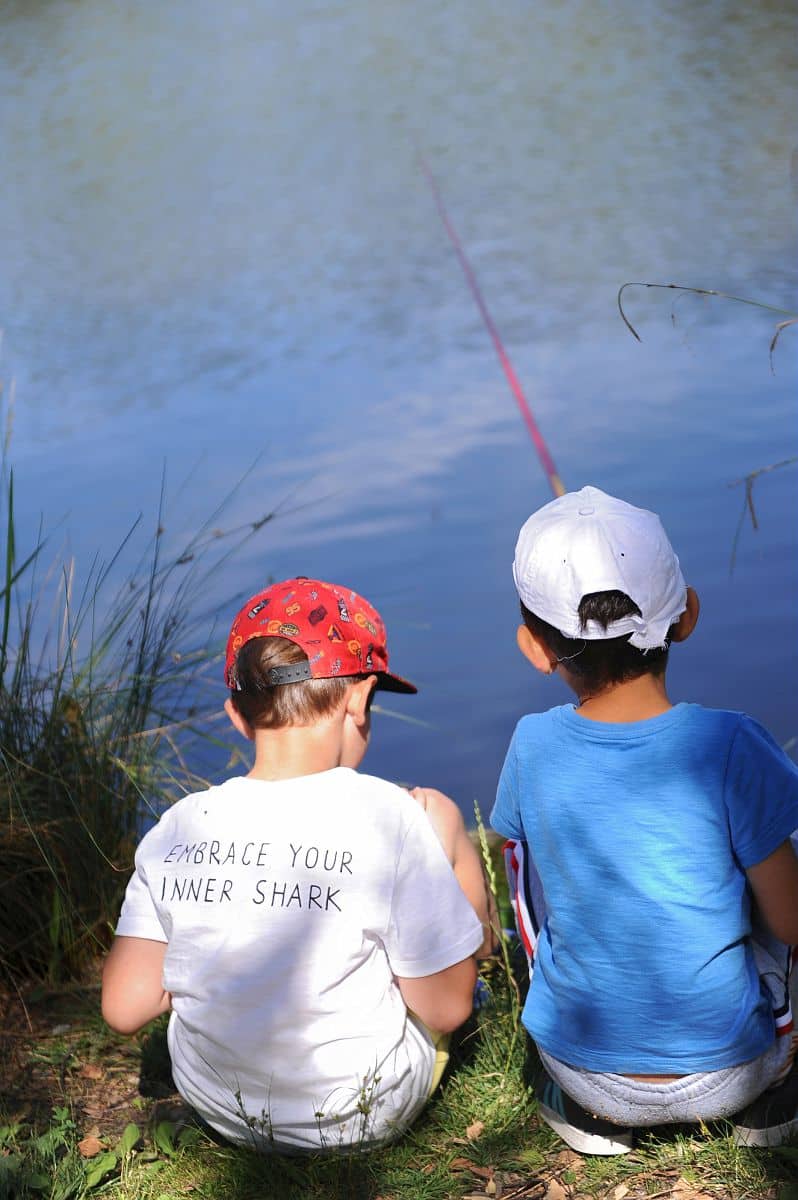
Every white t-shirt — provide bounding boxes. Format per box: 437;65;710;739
116;768;483;1151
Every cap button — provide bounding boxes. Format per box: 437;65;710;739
578;506;595;516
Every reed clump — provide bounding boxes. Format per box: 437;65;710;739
0;467;232;985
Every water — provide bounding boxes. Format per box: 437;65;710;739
2;0;797;813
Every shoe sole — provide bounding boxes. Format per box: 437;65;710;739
538;1102;634;1156
733;1117;798;1148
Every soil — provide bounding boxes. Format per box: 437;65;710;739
0;963;190;1143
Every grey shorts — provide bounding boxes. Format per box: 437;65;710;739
538;1036;790;1126
537;932;795;1126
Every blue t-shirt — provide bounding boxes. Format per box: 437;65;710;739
491;703;798;1074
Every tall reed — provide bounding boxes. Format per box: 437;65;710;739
0;464;259;983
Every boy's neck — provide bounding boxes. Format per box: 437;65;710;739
247;721;349;781
569;671;673;723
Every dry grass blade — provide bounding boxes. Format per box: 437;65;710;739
770;317;798;373
727;457;798;576
0;453;281;986
617;280;797;351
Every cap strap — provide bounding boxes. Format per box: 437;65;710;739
266;662;313;686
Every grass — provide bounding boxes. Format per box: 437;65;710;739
0;481;191;982
0;447;271;986
1;833;797;1200
3;957;798;1200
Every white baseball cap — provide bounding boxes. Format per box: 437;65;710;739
512;486;687;651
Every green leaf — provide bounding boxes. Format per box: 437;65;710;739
84;1151;118;1189
176;1125;201;1149
0;1124;21;1148
51;1105;73;1132
33;1128;64;1156
116;1122;140;1157
152;1121;177;1158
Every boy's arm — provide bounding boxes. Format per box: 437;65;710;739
410;787;498;957
102;936;171;1034
746;838;798;946
395;956;478;1033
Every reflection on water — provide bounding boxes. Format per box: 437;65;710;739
2;0;796;807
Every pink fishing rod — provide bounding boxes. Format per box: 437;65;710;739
418;152;565;499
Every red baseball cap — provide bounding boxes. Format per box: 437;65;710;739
224;577;417;694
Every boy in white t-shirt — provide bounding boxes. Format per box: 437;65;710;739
102;577;492;1153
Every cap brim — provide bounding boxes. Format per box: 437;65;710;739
374;671;417;695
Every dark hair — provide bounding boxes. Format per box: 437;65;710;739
521;590;672;691
229;637;352;729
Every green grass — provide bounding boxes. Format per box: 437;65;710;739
1;959;533;1200
0;449;269;986
3;962;798;1200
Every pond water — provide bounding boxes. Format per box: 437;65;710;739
2;0;797;816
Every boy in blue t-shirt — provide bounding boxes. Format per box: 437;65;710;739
491;486;798;1154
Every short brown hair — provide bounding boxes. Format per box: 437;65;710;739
229;637;352;729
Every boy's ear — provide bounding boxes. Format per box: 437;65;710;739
224;696;255;742
670;586;700;644
346;675;378;723
516;624;557;675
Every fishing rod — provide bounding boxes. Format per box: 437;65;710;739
417;151;565;499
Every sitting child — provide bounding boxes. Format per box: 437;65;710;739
491;486;798;1153
102;576;492;1152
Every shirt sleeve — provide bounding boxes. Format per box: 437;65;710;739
725;715;798;869
115;842;169;942
490;723;524;840
383;807;483;978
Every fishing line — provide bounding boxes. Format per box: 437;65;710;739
418;151;565;499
